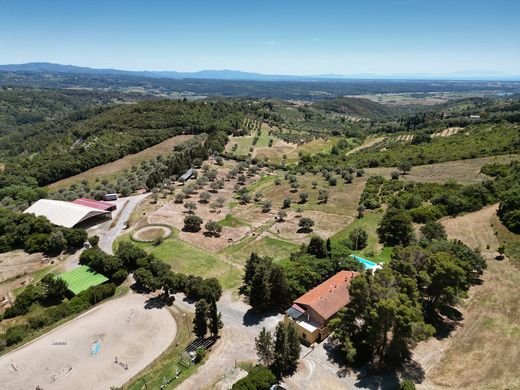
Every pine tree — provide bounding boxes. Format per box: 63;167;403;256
273;321;288;376
285;322;301;373
249;262;272;311
307;236;327;258
255;327;274;366
208;298;223;338
193;299;208;338
269;264;290;310
244;252;261;286
326;238;332;258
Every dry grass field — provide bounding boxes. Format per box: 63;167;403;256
414;205;520;389
0;251;46;284
48;134;193;190
368;154;519;184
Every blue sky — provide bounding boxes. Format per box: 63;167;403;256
0;0;519;75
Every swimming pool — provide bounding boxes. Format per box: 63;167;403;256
351;255;378;269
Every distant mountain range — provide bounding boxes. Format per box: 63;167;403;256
0;62;518;81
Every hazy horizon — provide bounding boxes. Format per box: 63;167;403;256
1;0;519;76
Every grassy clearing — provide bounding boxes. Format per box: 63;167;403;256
49;134;193;190
217;214;249;228
226;126;275;157
221;235;299;264
330;211;392;263
368;154;519;185
117;234;242;290
124;308;199;390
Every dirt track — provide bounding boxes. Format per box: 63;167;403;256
0;293;176;390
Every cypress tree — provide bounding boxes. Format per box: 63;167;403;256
208;298;223;338
273;321;288;377
193;299;208;338
249;262;271;311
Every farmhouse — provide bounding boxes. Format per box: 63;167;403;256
24;199;112;228
284;270;358;344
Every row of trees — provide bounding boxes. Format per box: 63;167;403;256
1;280;116;351
193;298;223;339
255;321;301;377
79;241;221;304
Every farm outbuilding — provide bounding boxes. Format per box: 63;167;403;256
179;168;195;182
24;199;112;228
71;197;117;211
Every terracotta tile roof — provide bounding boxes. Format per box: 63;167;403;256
294;270;359;321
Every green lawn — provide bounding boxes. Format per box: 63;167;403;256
116;234;242;290
217;214;249;228
221;236;299;264
57;265;109;295
245;174;280;193
330;211;392;263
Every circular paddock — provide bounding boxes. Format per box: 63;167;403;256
132;225;172;242
0;293;177;390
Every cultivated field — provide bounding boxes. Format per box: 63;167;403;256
226;124;338;165
345;136;385;156
0;292;176;390
431;126;462;138
415;205;520;389
48;134;193;189
394;134;414;142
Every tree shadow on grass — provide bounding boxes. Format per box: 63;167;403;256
425;308;461;340
242;307;279;327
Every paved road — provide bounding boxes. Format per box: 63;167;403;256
98;193;150;254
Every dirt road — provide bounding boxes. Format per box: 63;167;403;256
0;292;176;390
172;291;282;390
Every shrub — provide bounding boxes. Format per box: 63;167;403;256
184;215;203;232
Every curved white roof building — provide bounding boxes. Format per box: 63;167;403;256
24;199;111;228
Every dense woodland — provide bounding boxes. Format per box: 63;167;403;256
1;98;244;186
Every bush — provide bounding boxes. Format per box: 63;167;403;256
232;366;277;390
5;325;28;346
184;215;203;232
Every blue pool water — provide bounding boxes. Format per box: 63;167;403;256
351;255;378;269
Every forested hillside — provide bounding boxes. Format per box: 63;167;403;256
0;98;245;186
314;97;404;119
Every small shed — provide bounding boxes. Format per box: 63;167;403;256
179;168;194;183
